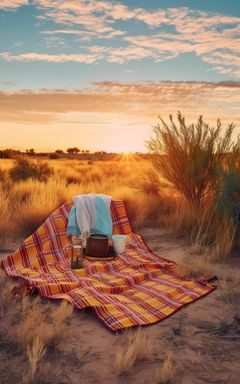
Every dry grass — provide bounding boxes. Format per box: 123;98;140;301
115;327;153;375
166;196;237;261
0;270;75;384
0;270;16;316
174;253;214;280
18;297;73;351
155;353;175;384
0;155;239;260
16;297;74;383
0;157;164;244
22;337;46;384
209;219;236;261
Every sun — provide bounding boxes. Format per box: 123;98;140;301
114;152;140;162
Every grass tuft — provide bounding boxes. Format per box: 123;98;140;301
155;353;175;384
115;327;153;375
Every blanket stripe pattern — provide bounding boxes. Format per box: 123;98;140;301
1;200;215;331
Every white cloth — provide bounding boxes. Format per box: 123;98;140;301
73;194;112;246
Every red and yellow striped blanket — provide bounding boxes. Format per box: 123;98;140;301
1;200;215;331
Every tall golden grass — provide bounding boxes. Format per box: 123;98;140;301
0;152;238;260
0;156;165;245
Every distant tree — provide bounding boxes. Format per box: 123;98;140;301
0;149;21;159
67;147;80;154
26;148;35;156
55;149;64;155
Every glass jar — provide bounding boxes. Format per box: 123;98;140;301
71;237;83;269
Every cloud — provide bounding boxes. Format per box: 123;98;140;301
0;81;239;126
202;52;240;77
122;10;240;76
0;1;239;77
0;51;101;63
41;28;126;41
44;36;67;48
2;80;15;86
0;0;28;9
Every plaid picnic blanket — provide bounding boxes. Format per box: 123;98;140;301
1;200;215;331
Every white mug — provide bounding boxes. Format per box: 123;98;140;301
112;235;127;254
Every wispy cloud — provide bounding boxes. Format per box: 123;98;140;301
0;51;101;63
0;0;28;9
202;51;240;77
44;36;67;48
0;1;239;78
1;81;239;125
41;28;126;41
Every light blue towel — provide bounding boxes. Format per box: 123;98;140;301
92;196;112;236
66;205;81;237
67;196;112;237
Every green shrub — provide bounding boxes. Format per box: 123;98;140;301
147;112;239;204
214;151;240;226
9;158;53;182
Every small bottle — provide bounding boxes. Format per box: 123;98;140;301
71;237;84;269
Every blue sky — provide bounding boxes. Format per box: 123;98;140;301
0;0;240;90
0;0;239;152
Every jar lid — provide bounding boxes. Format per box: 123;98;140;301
72;236;82;245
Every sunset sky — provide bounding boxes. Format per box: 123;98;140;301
0;0;240;152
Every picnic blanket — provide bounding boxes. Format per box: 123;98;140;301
1;200;215;331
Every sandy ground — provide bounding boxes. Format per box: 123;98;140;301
0;228;240;384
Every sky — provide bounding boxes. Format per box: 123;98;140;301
0;0;240;152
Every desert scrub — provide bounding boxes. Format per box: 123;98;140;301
213;159;240;251
145;113;240;257
9;157;53;182
147;112;239;205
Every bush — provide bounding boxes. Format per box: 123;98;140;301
136;169;160;195
0;149;22;159
66;175;81;185
9;158;53;182
49;153;59;159
213;149;240;223
146;113;239;204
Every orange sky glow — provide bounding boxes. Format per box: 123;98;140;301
1;81;240;153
